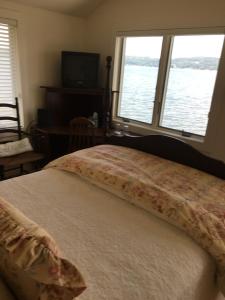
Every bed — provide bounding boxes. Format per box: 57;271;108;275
0;134;225;300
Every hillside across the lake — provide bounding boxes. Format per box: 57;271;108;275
125;56;219;70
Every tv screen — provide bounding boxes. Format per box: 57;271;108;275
61;51;100;88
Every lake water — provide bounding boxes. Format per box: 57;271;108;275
119;65;217;136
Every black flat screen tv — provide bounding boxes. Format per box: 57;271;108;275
61;51;100;88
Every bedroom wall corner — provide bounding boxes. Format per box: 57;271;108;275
0;0;86;127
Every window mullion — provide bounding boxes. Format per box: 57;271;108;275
113;37;126;119
152;36;173;128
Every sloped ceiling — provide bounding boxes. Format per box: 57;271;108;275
8;0;105;17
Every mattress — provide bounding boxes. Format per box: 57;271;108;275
0;168;223;300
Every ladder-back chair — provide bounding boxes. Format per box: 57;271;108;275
69;117;96;152
0;98;48;180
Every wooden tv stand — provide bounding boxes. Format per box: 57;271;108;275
40;57;112;130
40;86;106;127
38;56;112;159
39;86;107;159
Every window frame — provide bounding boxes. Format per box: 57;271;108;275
112;27;225;140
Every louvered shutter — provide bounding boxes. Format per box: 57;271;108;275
0;19;20;128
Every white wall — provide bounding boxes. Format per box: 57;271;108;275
86;0;225;57
0;0;85;126
85;0;225;161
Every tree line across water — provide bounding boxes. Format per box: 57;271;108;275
125;56;219;70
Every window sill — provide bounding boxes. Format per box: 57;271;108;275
112;119;204;146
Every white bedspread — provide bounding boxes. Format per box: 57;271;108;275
0;169;223;300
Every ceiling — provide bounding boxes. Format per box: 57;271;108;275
9;0;105;17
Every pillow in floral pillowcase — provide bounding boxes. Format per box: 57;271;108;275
0;196;86;300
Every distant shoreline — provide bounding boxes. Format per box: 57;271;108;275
125;56;219;70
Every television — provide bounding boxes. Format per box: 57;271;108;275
61;51;100;88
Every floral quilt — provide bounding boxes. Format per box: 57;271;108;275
46;144;225;295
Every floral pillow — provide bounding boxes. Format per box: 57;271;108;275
0;197;86;300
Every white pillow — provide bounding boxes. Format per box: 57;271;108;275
0;138;33;157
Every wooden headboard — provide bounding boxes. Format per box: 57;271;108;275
107;134;225;179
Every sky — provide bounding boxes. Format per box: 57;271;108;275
125;35;224;58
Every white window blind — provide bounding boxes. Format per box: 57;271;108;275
0;20;21;128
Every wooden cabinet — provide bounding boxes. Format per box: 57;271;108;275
38;56;112;159
38;86;107;159
40;86;106;128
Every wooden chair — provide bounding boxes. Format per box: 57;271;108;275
69;117;96;152
0;98;48;180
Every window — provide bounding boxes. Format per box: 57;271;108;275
119;36;163;124
0;19;22;128
113;31;225;138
